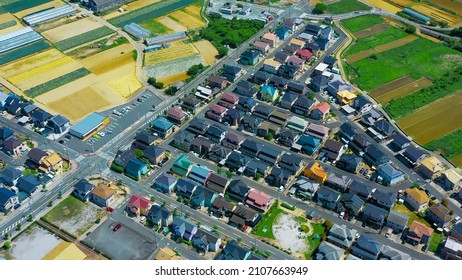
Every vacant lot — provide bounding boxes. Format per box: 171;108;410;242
374;77;432;104
354;23;389;38
273;213;308;254
11;225;61;260
327;0;370;14
43;196;104;237
413;3;460;26
341;15;385;34
144;54;204;78
42;18;104;42
144;41;198;65
346;27;410;56
193;40;218;65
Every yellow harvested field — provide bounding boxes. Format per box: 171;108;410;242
429;0;462;16
389;0;413;7
158;16;186;32
79;44;135;75
361;0;401;13
14;0;64;18
9;57;74;84
413;3;460;26
107;73;142;98
348;35;417;63
374;77;433;104
168;9;205;29
0;13;22;35
0;49;65;78
102;0;161;19
144;41;198;65
193;40;218;65
35;74;98;104
41;18;103;42
157;72;190;86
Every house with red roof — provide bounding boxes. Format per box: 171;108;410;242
262;33;278;48
126;194;152;217
245;189;272;213
206;104;228;122
218;92;239;109
406;221;434;245
167;106;186;125
310;102;330;120
253;41;270;54
296;49;313;62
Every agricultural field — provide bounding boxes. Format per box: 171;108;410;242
157;16;186;32
0;40;50;65
426;128;462;166
360;0;402;13
66;35;129;59
144;41;198;66
107;73;143;98
12;0;63;19
54;26;115;51
144;54;204;79
345;26;409;56
428;0;462;17
139;19;173;35
347;35;417;63
42;18;104;43
80;43;135;75
354;23;389;38
412;3;460;26
157;72;189;85
0;49;64;78
194;40;218;65
0;0;52;14
370;76;432;104
341;15;385;34
0;12;21;35
389;0;413;7
167;6;205;29
326;0;371;14
102;0;162;20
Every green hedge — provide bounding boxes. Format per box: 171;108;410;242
54;27;115;51
0;40;49;65
110;162;124;173
24;68;91;97
0;20;16;30
281;202;296;211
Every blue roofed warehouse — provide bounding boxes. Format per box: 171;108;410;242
69;112;109;140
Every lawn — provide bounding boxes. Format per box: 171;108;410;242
394;204;431;227
345;38;462;91
428;232;444;252
327;0;371;14
253;208;284;239
304;223;325;260
345;27;408;55
139;19;173;35
341;15;385;33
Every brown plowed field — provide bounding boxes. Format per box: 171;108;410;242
374;77;433;103
354;23;390;38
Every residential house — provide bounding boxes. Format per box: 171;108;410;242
282;18;296;32
291;176;319;200
170;155;193;176
206;173;229;194
221;65;243;82
287;80;307;95
390;133;410;151
315;37;330;50
351;235;384;260
324;56;337;68
148;205;173;228
4;95;21;115
175;178;200;199
143;145;165;165
349;134;370;155
450;223;462;243
283;45;299;56
338;123;357;143
91;183;116;207
87;0;127;12
280;92;299;109
151;117;174;138
173;216;198;241
263;58;281;74
253;41;270;54
363;203;388;229
267;167;291;187
222;132;245;151
226;151;251;173
291;95;315;116
47;114;70;134
262;33;278;48
260;85;278;102
274;51;289;64
295;135;321;155
208;76;228;91
257;146;282;166
386;210;409;233
0;127;13;144
418;156;444;180
167;106;186;125
126;194;152;217
310;102;330;120
112;149;135;169
268;110;289;127
286;116;308;133
252;103;274;120
297;32;314;42
252;71;272;85
315;241;344;260
26;148;48;168
240;50;259;65
205;124;226;143
439;169;462;191
328;224;358;249
226;180;250;202
336;90;356;105
229;204;261;228
407;221;434;245
348;180;374;200
405;188;430;212
361;109;383;127
377;163;405;185
30;108;52;127
210;195;236;217
328;79;352;96
287;55;305;71
234;80;258;98
181;95;201;112
171;130;195;152
224;108;245;126
352;95;372;115
154;172;177;194
3;138;25;157
305;123;329;140
193;228;222;253
245;190;272;213
0;188;19;213
278;128;297;147
133;130;156;150
305;23;322;36
207;145;232;164
319;139;345;162
289;38;305;50
339;193;364;216
363;145;389;167
277;65;298;79
219;92;239;109
188;165;212;186
372;119;396;140
215;240;251;260
370;190;397;210
296;49;312;62
442;237;462;260
195;86;213;101
275;26;290;40
190;185;217;209
336;154;362;174
309;75;330;92
125;158;148;180
316;186;341;210
73;179;94;202
190;136;213;157
240;139;263;158
244;158;270;178
186;118;209;135
16;175;40;195
401;146;428;167
304;162;328;183
279;153;304;175
427;203;452;227
40;152;63;174
269;75;289;90
325;174;352;193
320;26;334;40
236;96;257;113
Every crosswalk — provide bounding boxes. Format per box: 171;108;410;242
75;155;85;162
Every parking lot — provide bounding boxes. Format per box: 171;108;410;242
209;0;276;22
84;219;157;260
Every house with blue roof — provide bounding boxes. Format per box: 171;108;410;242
296;135;321;155
190;185;218;209
154;172;177;194
259;85;278;102
0;167;22;187
0;91;9;108
275;26;290;40
317;186;340;210
73;179;94;202
31;108;52;128
173;215;198;241
0;187;19;213
125;158;149;181
378;163;405;186
176;178;200;199
17;175;41;195
240;50;259;65
0;126;14;144
46;114;70;134
188;165;212;186
352;235;384;260
151;117;174;138
4;94;21;115
170;155;193;176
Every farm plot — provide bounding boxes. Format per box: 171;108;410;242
144;54;204;78
341;15;385;34
398;92;462;145
168;8;205;29
361;0;401;13
346;26;410;56
327;0;370;14
354;23;389;38
79;44;135;75
373;77;433;104
157;16;186;32
413;3;460;26
157;72;189;86
0;40;50;65
0;13;20;35
139;19;173;35
449;153;462;167
370;76;415;97
54;26;115;51
107;73;142;98
144;41;198;66
389;0;413;7
42;18;104;43
13;0;63;19
102;0;162;20
0;0;51;14
347;35;417;63
194;40;218;65
428;0;462;16
0;48;64;78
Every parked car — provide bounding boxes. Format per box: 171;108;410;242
113;223;122;232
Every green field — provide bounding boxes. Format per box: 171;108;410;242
24;68;91;97
54;27;115;51
341;15;385;33
0;0;50;13
425;129;462;159
304;223;325;260
327;0;370;14
139;20;173;36
253;208;285;239
0;40;49;65
345;27;408;55
345;38;462;91
428;233;444;252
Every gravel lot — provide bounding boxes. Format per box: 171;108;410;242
273;214;308;253
11;225;61;260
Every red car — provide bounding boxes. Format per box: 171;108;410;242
113;223;121;232
107;207;114;212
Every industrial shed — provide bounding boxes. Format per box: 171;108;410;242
23;5;77;26
123;22;151;40
69;112;109;140
145;32;186;46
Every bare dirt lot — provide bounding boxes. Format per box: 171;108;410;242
273;213;308;254
11;225;61;260
42;18;104;42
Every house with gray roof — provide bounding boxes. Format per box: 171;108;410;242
226;151;251;173
348;180;374;199
73;179;94;202
351;235;384;260
0;167;22;186
257;146;282;166
336;153;362;174
370;190;397;210
380;245;411;260
315;241;344;260
317;186;341;210
339;193;364;216
171;130;195;152
148;205;172;228
215;240;251;260
291;176;319;199
325;173;352;193
173;216;197;241
280;92;299;109
363;203;388;229
207;145;232;164
327;224;358;249
401;146;428;167
386;209;409;233
193;228;222;253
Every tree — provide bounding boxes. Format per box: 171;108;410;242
147;77;164;89
412;182;420;188
3;233;9;240
161;201;167;207
403;24;416;34
2;241;11;250
134;149;144;159
16;223;21;230
255;172;262;180
196;222;202;228
28;214;33;222
266;132;274;141
225;170;233;179
236;237;242;243
150;195;156;202
217;168;223;174
165;86;179;96
187;64;206;77
442;198;449;207
323;219;334;231
312;3;327;14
